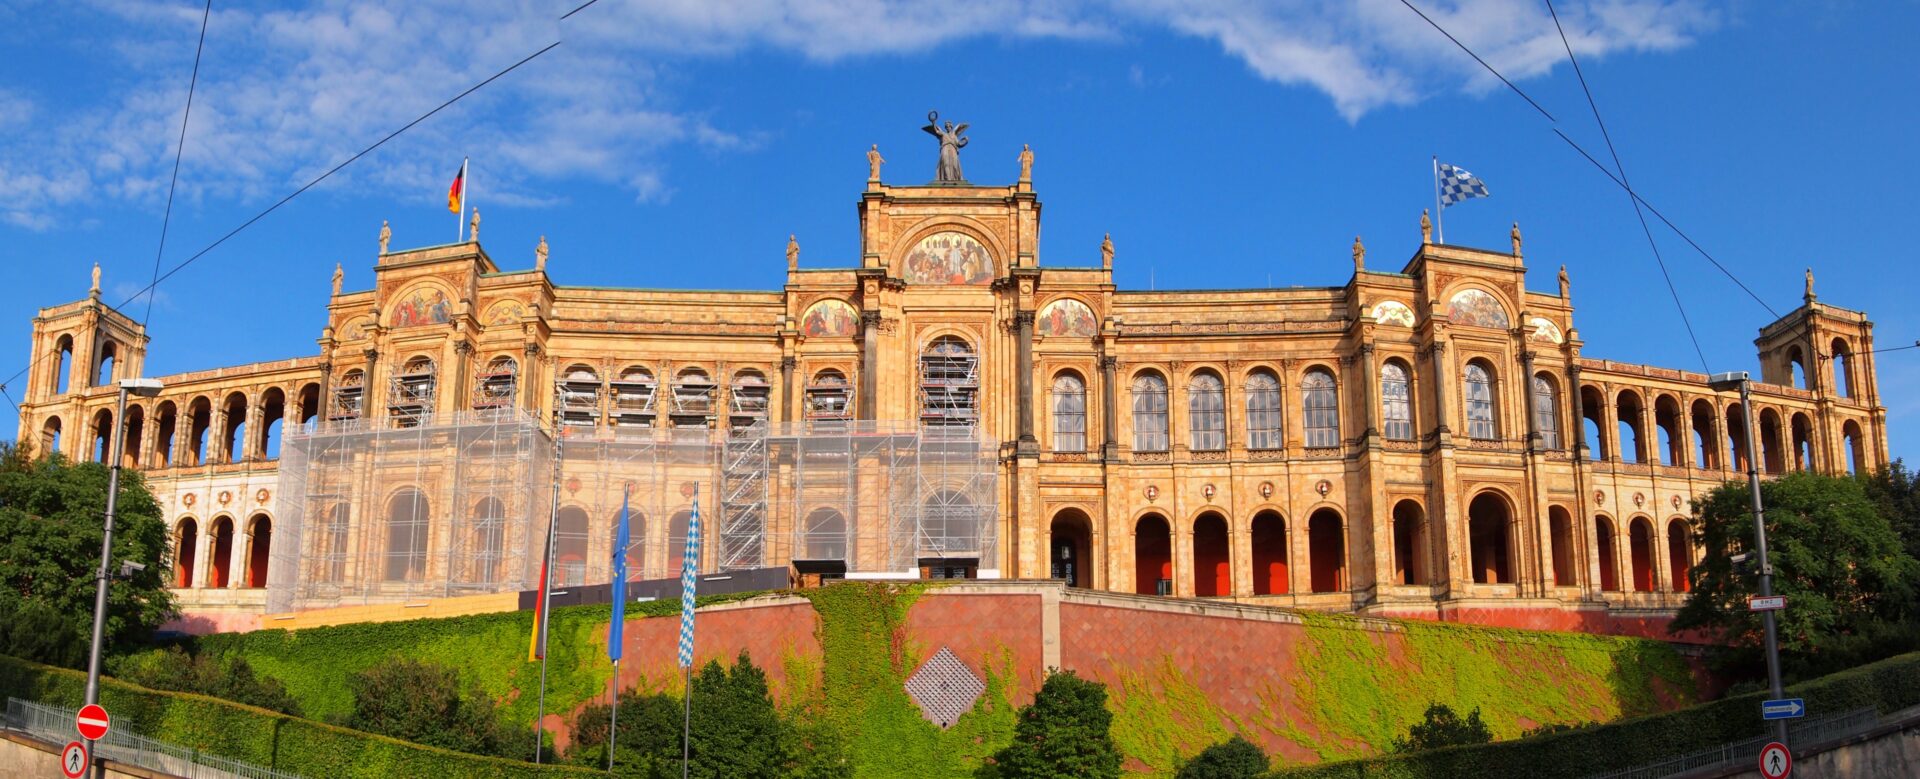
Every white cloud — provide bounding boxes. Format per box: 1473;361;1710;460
0;0;1716;226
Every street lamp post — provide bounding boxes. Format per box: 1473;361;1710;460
84;377;163;712
1708;371;1788;746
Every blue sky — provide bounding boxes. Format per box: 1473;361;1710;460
2;1;1916;459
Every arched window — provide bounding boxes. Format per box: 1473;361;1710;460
802;508;847;561
1468;493;1512;584
207;516;235;588
1666;518;1692;593
1532;375;1560;449
1581;386;1608;461
244;514;272;588
1843;420;1866;474
123;405;145;468
1381;362;1413;442
1595;516;1620;592
1188;372;1225;451
805;369;853;428
330;369;365;421
1302;369;1339;448
1464;363;1496;441
1251;511;1287;595
668;510;693;571
173;518;198;588
1245;370;1282;449
923;489;979;557
474;356;518;409
1616;391;1645;464
1787;346;1808;390
1051;373;1087;452
258;388;285;461
1549;507;1575;587
1832;338;1853;398
1134;514;1171;596
1050;511;1093;588
469;497;506;584
670;368;716;430
53;334;72;396
1308;509;1345;593
1629;518;1655;592
920;336;978;433
385;488;430;582
1192;513;1230;596
222;392;248;464
1655;395;1684;466
95;341;117;387
1690;399;1718;470
1131;373;1169;452
318;504;349;583
391;356;436;427
90;409;112;463
554;506;589;587
1392;501;1426;585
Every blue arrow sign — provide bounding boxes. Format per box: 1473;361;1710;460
1761;698;1805;720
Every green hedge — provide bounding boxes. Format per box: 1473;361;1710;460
0;653;596;778
172;590;772;728
1266;650;1920;778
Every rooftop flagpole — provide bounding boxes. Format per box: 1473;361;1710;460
456;157;469;242
1432;155;1444;245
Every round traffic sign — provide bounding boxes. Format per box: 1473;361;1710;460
1758;741;1792;779
75;703;110;741
60;740;88;778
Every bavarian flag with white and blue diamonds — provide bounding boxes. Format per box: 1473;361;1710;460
1437;161;1490;208
677;488;701;669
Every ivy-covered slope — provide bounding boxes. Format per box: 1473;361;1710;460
147;586;1699;776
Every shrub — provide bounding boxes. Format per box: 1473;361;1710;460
1177;735;1269;778
989;669;1122;779
1391;703;1492;753
114;645;302;715
0;598;88;668
343;658;518;758
565;652;793;779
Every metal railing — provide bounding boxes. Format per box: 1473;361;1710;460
3;697;302;779
1588;706;1880;779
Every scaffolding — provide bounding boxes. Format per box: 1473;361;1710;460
266;411;999;613
266;408;550;612
386;357;436;427
471;358;517;410
919;339;979;433
327;369;364;421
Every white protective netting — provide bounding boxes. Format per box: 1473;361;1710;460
267;412;997;612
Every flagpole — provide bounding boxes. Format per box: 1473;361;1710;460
1432;156;1444;245
607;658;620;770
680;483;699;779
456;157;468;242
533;416;561;763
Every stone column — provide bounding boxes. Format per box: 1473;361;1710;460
859;311;880;421
1568;364;1587;458
1521;352;1540;450
780;356;797;426
1428;341;1453;443
210;403;229;465
1360;343;1380;444
1100;355;1119;460
1015;311;1037;454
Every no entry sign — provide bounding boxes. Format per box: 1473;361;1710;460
60;740;88;778
75;703;110;741
1758;741;1792;779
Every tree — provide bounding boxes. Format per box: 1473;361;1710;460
569;652;794;778
1176;734;1268;778
0;443;174;667
1392;703;1492;753
1671;472;1920;659
343;658;516;757
989;670;1123;779
1859;460;1920;563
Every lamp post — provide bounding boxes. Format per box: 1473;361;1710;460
1708;371;1787;745
84;377;164;711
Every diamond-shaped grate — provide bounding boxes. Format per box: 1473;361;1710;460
904;646;985;728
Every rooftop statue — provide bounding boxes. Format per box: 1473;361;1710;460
922;111;969;183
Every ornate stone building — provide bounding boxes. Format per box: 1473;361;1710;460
16;153;1890;633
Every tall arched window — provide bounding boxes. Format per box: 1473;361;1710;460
1465;363;1496;440
1131;373;1169;452
384;488;430;582
1302;369;1339;448
1245;370;1282;449
1832;338;1853;398
1381;362;1412;441
1051;373;1087;452
1188;372;1225;451
920;336;978;433
1532;375;1560;449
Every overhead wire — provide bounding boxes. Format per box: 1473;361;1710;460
1543;0;1709;373
0;38;564;413
1398;0;1782;320
142;0;212;328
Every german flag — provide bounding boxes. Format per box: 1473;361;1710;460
448;162;465;214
